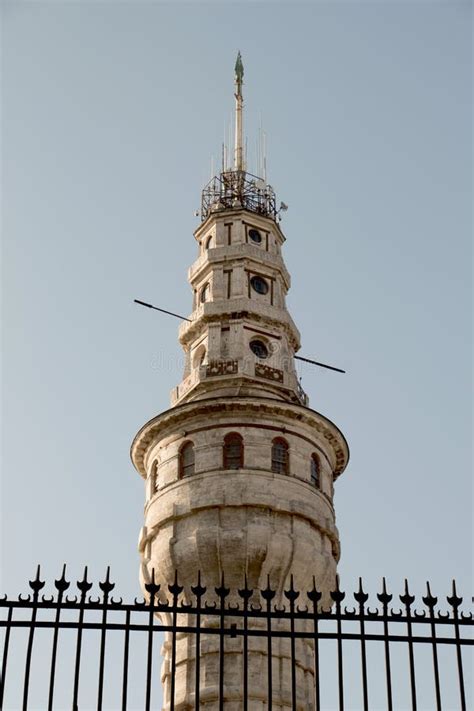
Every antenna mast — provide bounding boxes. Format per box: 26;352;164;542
234;51;244;171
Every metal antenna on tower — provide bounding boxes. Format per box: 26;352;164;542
234;51;244;171
263;129;267;183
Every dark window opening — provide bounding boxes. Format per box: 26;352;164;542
200;283;209;303
311;454;320;489
179;442;195;478
249;228;262;244
223;433;244;470
250;340;269;359
250;275;269;295
272;438;289;474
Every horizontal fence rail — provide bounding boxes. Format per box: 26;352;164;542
0;567;472;710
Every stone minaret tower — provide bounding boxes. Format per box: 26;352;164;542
131;54;349;710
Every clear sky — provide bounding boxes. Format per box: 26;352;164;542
1;0;472;707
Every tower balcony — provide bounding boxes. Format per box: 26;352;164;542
170;356;308;407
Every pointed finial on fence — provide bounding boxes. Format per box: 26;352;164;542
377;577;392;606
423;581;437;609
54;564;70;593
447;579;463;610
191;570;206;600
330;574;345;605
77;566;93;594
284;574;300;604
261;574;276;602
307;575;322;604
29;564;45;594
354;577;369;605
238;574;253;601
400;579;415;608
215;572;230;601
168;570;184;598
99;566;115;597
144;568;160;601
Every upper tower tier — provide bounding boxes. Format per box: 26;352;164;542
171;55;307;407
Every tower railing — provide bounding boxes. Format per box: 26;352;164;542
0;567;472;710
201;170;277;221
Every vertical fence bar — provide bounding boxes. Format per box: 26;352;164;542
97;568;114;711
169;572;183;711
378;579;393;711
331;577;345;711
284;576;299;711
448;580;466;711
400;580;417;711
191;573;205;711
216;576;229;711
144;570;160;711
262;579;275;711
0;605;13;710
238;579;253;711
423;583;441;711
354;579;369;711
242;589;250;711
47;566;69;711
72;567;92;711
308;579;322;711
121;609;131;711
22;566;44;711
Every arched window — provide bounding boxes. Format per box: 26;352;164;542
151;459;159;494
193;344;206;369
179;441;195;478
271;437;289;474
200;283;209;303
311;454;320;489
223;433;243;470
206;234;214;249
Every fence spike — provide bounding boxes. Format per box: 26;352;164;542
54;564;70;593
168;570;184;598
377;577;392;606
330;575;345;604
447;579;463;609
400;579;415;608
99;566;115;595
307;576;322;604
191;570;206;599
422;581;437;609
77;566;93;594
354;577;369;605
29;565;45;593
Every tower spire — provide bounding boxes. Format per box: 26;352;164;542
234;51;244;171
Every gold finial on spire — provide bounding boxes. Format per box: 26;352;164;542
234;52;244;171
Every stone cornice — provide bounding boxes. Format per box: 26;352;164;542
194;207;287;245
131;395;349;480
188;246;291;291
178;300;301;350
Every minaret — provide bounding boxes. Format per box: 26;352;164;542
131;55;349;711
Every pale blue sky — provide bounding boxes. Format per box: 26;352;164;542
1;1;472;706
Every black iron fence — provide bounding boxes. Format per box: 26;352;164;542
0;567;472;711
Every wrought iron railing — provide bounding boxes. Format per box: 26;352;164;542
0;567;472;710
201;170;277;221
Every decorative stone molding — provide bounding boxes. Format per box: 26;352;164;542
206;359;238;377
255;363;284;383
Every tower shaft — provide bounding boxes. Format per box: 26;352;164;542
131;55;349;710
